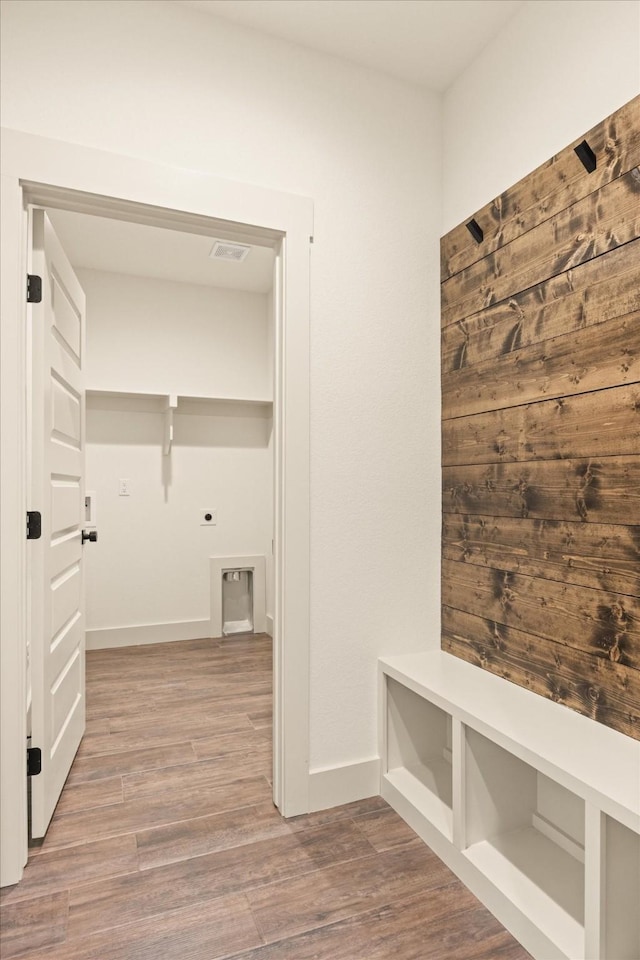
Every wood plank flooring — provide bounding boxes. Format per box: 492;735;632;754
0;634;532;959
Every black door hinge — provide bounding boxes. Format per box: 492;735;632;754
27;511;42;540
27;746;42;777
27;274;42;304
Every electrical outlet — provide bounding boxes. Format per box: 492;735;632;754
201;508;217;526
119;479;130;496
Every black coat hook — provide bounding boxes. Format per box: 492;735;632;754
466;218;484;244
574;139;597;173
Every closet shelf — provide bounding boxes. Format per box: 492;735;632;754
86;388;272;409
86;389;273;454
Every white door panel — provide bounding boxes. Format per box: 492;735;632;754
30;210;86;838
50;338;82;398
50;533;83;582
49;613;83;684
50;479;82;534
51;376;81;447
50;562;81;638
49;444;82;480
50;270;82;361
51;650;82;744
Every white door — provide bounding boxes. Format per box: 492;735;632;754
30;210;87;838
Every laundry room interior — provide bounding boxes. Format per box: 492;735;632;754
48;209;275;650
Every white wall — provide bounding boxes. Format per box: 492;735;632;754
442;0;640;231
80;269;270;399
85;404;273;635
0;0;442;772
81;268;273;638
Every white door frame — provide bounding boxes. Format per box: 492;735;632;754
0;128;312;887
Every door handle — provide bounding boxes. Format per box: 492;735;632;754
82;530;98;544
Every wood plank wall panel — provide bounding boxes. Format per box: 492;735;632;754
441;239;640;376
442;311;639;419
442;515;640;599
442;608;640;740
441;98;640;282
442;383;640;466
440;95;640;740
441;169;640;328
443;456;640;525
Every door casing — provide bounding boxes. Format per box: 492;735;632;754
0;128;313;886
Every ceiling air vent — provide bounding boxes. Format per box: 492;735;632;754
209;240;251;262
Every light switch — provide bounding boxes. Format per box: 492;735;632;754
119;479;130;496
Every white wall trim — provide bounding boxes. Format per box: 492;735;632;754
0;166;29;887
0;127;312;886
210;555;266;638
309;758;381;812
265;614;274;637
86;619;211;650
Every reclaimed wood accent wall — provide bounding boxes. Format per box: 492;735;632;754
440;95;640;740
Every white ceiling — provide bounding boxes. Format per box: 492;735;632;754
47;210;275;294
180;0;525;92
47;1;526;289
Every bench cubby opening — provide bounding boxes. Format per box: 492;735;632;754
385;677;453;840
464;728;585;960
603;815;640;960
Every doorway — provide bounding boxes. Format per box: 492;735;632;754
32;205;277;839
47;207;276;648
0;129;312;887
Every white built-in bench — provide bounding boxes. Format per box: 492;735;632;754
379;651;640;960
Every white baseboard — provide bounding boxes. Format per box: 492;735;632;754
86;619;211;650
265;614;274;636
308;757;381;812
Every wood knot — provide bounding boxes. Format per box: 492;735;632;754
608;639;622;663
575;462;597;520
517;478;530;518
608;601;628;627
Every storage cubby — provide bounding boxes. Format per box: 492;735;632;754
603;816;640;960
385;677;453;839
464;728;585;960
379;652;640;960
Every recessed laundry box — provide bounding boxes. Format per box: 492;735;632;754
210;555;266;638
222;569;254;635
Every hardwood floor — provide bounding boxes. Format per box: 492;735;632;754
0;635;532;959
